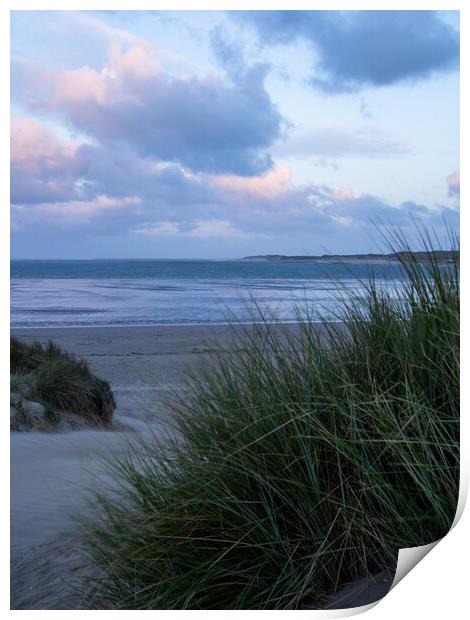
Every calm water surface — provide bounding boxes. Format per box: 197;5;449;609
10;259;405;328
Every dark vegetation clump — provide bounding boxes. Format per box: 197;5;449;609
11;337;115;426
85;231;459;609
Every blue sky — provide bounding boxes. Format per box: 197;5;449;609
10;10;459;258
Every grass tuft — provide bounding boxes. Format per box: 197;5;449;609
85;232;459;609
11;337;116;426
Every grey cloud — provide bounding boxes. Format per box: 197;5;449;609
11;138;220;230
210;27;246;80
12;53;284;177
314;158;339;172
10;173;76;205
10;121;84;205
11;119;457;247
234;11;459;93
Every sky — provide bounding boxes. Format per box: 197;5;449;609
10;10;460;259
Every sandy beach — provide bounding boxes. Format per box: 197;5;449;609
11;324;312;608
10;325;245;607
11;326;248;537
11;323;394;610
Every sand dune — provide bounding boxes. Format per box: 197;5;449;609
11;325;232;608
11;323;338;609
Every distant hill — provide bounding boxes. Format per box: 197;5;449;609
242;251;459;263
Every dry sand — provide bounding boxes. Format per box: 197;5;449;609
11;324;302;608
11;325;249;545
10;323;392;609
11;325;245;608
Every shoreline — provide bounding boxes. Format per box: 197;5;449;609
11;318;335;331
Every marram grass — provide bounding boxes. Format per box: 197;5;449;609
85;233;459;609
11;337;116;426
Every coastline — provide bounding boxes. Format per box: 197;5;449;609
11;318;327;331
11;322;394;611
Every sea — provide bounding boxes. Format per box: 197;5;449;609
10;259;405;329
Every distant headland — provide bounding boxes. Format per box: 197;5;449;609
241;251;458;264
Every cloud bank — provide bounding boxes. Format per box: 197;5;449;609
11;115;457;249
235;11;459;92
12;39;283;176
10;11;459;257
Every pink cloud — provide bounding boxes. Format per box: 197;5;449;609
12;38;283;176
214;166;293;198
57;66;110;105
11;117;79;171
446;170;460;196
107;40;161;79
10;116;87;204
56;40;161;106
329;186;355;202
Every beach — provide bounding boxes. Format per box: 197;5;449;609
11;316;441;609
11;323;312;608
16;322;397;612
11;326;245;543
11;324;396;611
10;325;235;606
